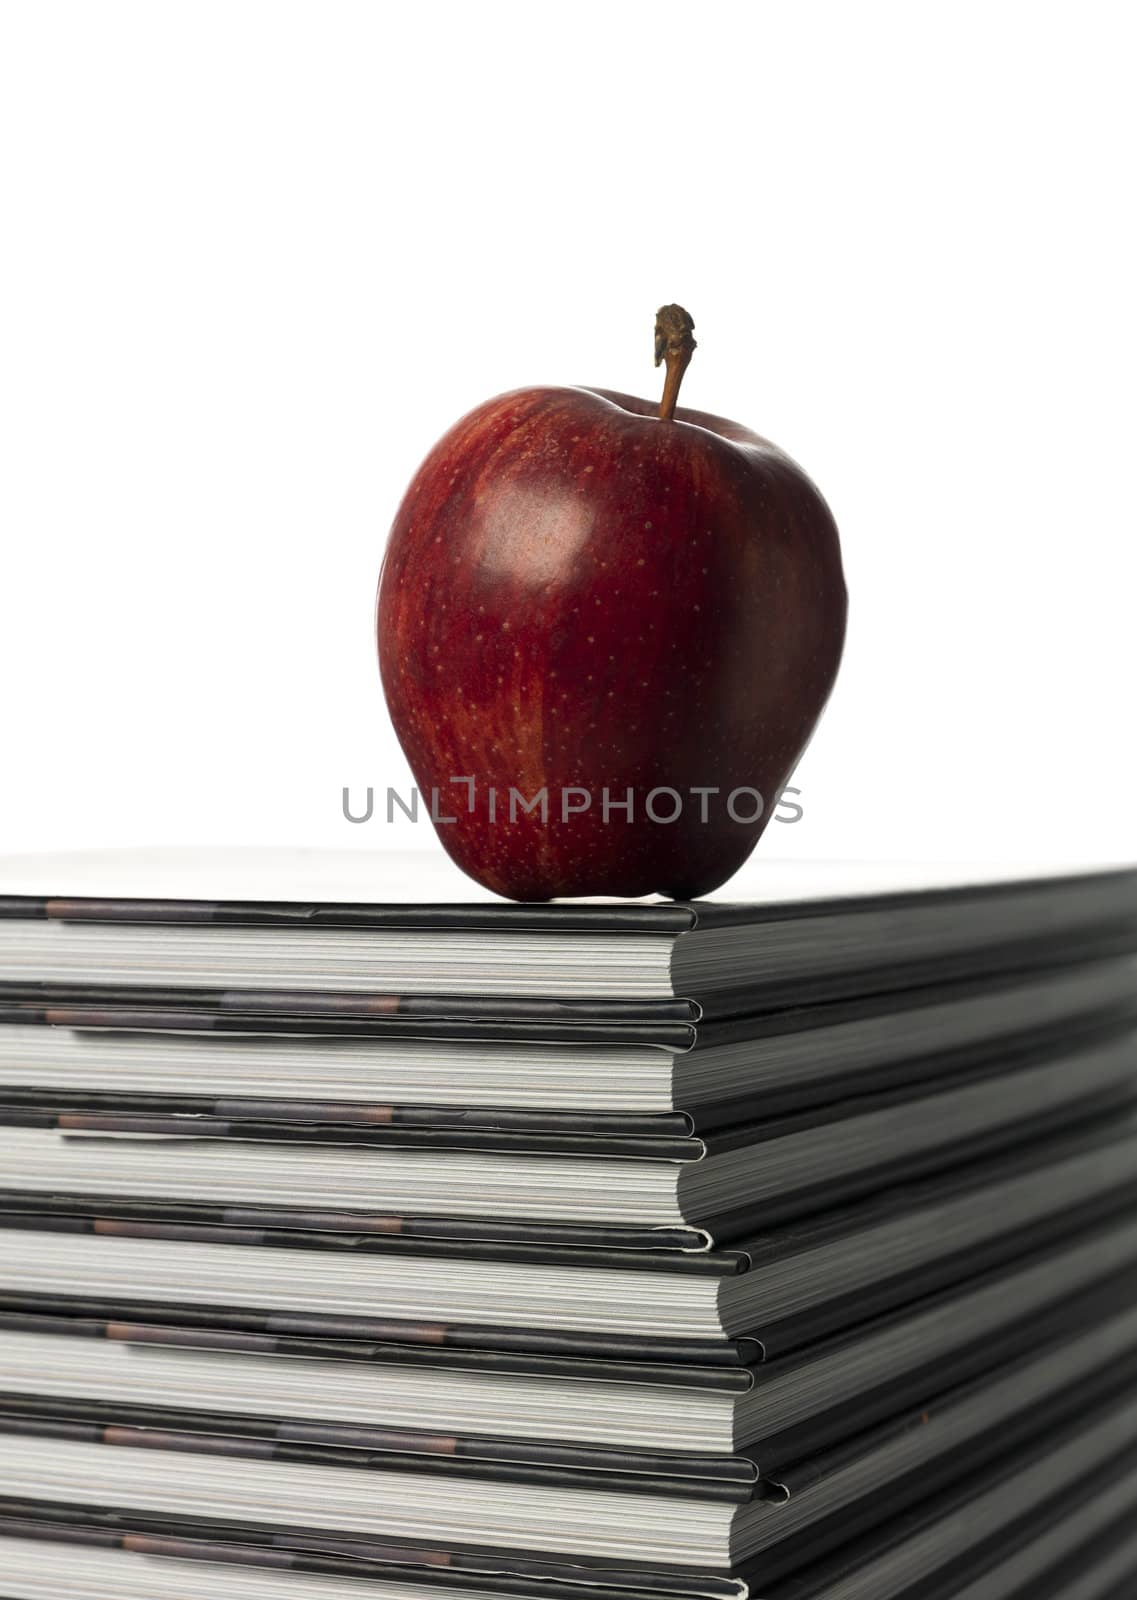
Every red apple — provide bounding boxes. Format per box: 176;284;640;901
377;307;846;900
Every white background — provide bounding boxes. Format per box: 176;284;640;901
1;2;1134;874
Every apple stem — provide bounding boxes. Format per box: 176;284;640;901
654;304;697;421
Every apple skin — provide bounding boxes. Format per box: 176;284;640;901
377;385;846;900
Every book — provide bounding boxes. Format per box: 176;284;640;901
1;848;1135;1598
0;1026;1130;1238
0;952;1133;1121
0;1373;1133;1590
0;1226;1132;1467
0;850;1134;1012
0;1267;1134;1502
1;1115;1134;1357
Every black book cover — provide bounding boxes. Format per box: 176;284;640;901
758;1405;1137;1597
989;1502;1137;1600
761;1427;1137;1600
746;1332;1137;1584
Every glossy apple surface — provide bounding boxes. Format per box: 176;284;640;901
377;384;846;899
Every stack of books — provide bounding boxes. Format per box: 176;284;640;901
0;851;1135;1600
